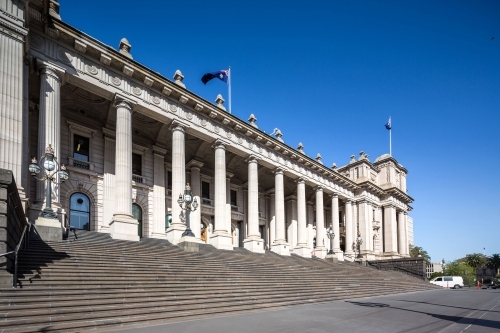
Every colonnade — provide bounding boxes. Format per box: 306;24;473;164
28;61;409;259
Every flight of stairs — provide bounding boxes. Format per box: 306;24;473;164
0;230;439;332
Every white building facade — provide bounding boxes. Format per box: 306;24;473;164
0;0;414;260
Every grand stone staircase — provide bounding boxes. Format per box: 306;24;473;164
0;230;439;332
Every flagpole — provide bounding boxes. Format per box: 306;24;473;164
389;116;392;156
228;66;232;114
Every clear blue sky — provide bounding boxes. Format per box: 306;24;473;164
60;0;499;263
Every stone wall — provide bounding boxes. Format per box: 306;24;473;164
368;257;427;280
0;169;27;286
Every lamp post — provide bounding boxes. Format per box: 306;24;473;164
356;233;363;259
326;224;335;255
29;145;69;219
178;183;198;237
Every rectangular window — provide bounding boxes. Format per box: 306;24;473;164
230;190;237;206
132;153;142;175
202;181;210;199
444;277;452;281
436;277;442;281
73;134;90;162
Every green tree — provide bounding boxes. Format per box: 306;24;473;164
444;260;476;285
465;253;486;269
486;254;500;274
409;245;431;263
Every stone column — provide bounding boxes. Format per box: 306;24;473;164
403;212;409;256
269;193;275;245
101;129;115;233
307;202;314;252
32;62;65;233
271;168;289;255
345;200;354;258
358;200;371;259
110;96;139;241
294;178;310;257
165;121;187;244
331;194;341;255
226;172;233;240
314;187;327;258
210;139;232;249
243;155;264;253
398;210;406;256
285;196;297;248
383;205;398;256
187;159;204;242
0;7;27;199
152;145;168;239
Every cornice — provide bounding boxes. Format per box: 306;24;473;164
384;186;414;204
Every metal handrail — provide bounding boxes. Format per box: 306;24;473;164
0;222;31;288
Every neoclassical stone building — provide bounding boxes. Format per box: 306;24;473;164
0;0;413;260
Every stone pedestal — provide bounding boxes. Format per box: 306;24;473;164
178;236;199;252
166;223;186;245
314;248;327;259
293;245;312;258
325;253;338;263
210;232;233;250
33;217;62;242
271;241;290;256
336;252;344;261
110;214;139;242
243;237;265;253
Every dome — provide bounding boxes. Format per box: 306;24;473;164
374;153;391;163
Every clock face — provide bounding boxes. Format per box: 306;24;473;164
185;194;192;203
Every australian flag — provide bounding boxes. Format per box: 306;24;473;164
385;117;391;130
201;70;229;85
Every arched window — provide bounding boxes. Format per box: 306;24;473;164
132;203;142;238
69;193;90;230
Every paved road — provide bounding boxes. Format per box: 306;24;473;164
106;289;500;333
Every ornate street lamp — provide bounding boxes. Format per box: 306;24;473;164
29;144;69;219
356;233;363;259
326;224;335;255
178;183;198;237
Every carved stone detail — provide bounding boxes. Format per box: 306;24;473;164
86;65;98;75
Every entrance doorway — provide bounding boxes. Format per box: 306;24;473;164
132;203;142;238
237;221;244;248
259;225;266;250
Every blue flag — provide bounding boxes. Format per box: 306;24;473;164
385;117;391;130
201;70;229;84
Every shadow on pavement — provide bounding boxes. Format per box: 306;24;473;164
346;301;500;330
394;295;500;314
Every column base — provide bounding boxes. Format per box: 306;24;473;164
178;236;199;252
325;253;338;262
32;218;63;242
210;232;233;250
336;251;344;261
344;251;355;261
293;245;312;258
271;241;290;256
383;251;400;259
314;247;327;259
165;223;187;245
243;237;265;253
110;214;140;242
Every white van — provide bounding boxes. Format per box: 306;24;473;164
429;276;464;289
